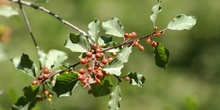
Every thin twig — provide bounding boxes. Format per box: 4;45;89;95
9;0;88;37
17;0;41;76
114;75;122;85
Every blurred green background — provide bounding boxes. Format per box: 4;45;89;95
1;0;220;110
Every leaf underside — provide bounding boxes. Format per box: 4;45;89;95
108;85;121;110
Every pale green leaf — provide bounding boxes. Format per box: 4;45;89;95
167;14;197;30
0;6;19;18
102;17;125;37
88;19;100;42
39;49;67;71
117;46;132;63
150;0;162;25
65;34;89;53
103;59;124;76
108;85;121;110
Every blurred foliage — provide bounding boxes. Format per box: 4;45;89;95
1;0;220;110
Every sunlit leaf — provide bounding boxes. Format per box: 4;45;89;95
108;85;121;110
12;53;37;77
102;17;125;37
127;72;145;87
39;49;67;71
53;72;79;97
91;76;113;97
88;19;100;42
167;14;197;30
0;6;19;18
150;0;162;26
154;43;169;69
64;33;89;53
117;46;132;63
103;59;124;76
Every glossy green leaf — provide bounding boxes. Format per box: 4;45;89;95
64;34;89;52
23;85;39;102
102;17;125;37
88;19;100;42
117;46;132;63
150;0;162;25
103;59;124;76
0;6;19;18
38;49;67;71
154;43;169;69
91;76;113;97
108;85;121;110
167;14;197;30
127;72;145;87
12;53;37;77
53;72;79;97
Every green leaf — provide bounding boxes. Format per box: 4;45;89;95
127;72;145;87
167;14;197;30
69;33;80;43
39;49;67;71
12;96;28;110
12;96;37;110
0;6;19;18
102;17;125;37
88;19;100;42
64;33;89;52
102;41;120;53
12;85;39;110
12;53;37;77
150;0;162;25
108;85;121;110
117;46;132;63
91;76;113;97
154;43;169;69
100;36;112;44
23;85;39;102
103;59;124;76
97;36;113;48
53;72;79;97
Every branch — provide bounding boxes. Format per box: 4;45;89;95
17;0;42;74
9;0;88;37
102;32;155;52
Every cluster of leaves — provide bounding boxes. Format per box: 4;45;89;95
0;0;196;110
